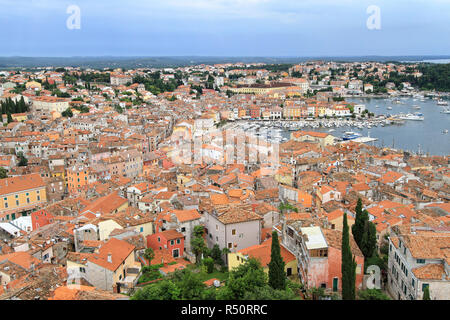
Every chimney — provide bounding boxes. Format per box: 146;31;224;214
107;253;112;263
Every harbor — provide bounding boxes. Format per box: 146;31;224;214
224;95;450;156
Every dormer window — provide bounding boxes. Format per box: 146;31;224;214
287;227;294;238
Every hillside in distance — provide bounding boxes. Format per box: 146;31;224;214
1;55;450;69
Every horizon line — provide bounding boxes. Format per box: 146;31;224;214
1;55;450;59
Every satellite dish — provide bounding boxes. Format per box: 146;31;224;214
213;280;220;288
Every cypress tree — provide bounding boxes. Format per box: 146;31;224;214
351;255;356;299
19;96;27;112
361;220;377;258
342;212;356;300
268;231;286;290
356;197;363;215
423;286;430;300
352;198;364;246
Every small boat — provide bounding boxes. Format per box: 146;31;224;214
437;100;448;106
387;106;393;110
342;131;362;141
443;129;448;134
412;105;420;109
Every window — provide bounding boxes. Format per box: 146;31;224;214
140;227;143;233
16;200;19;206
80;267;86;273
422;283;429;292
287;227;294;238
412;278;415;287
417;259;425;264
157;237;160;242
232;229;236;235
181;227;186;232
176;239;180;244
37;196;40;201
170;240;174;246
228;242;232;249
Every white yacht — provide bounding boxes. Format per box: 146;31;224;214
398;112;424;121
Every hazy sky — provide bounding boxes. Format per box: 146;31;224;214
1;0;449;57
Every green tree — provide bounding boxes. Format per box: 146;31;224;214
342;212;356;300
177;270;206;299
17;152;28;167
360;220;377;258
217;258;267;300
61;108;73;118
131;280;181;300
423;286;431;300
203;257;215;274
210;244;224;266
352;198;367;247
268;231;286;290
308;287;326;300
358;289;390;300
0;167;7;179
191;225;207;265
143;247;155;265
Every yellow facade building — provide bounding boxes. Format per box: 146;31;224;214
291;131;335;148
0;173;47;221
228;239;298;277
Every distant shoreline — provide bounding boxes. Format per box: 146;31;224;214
0;55;449;69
